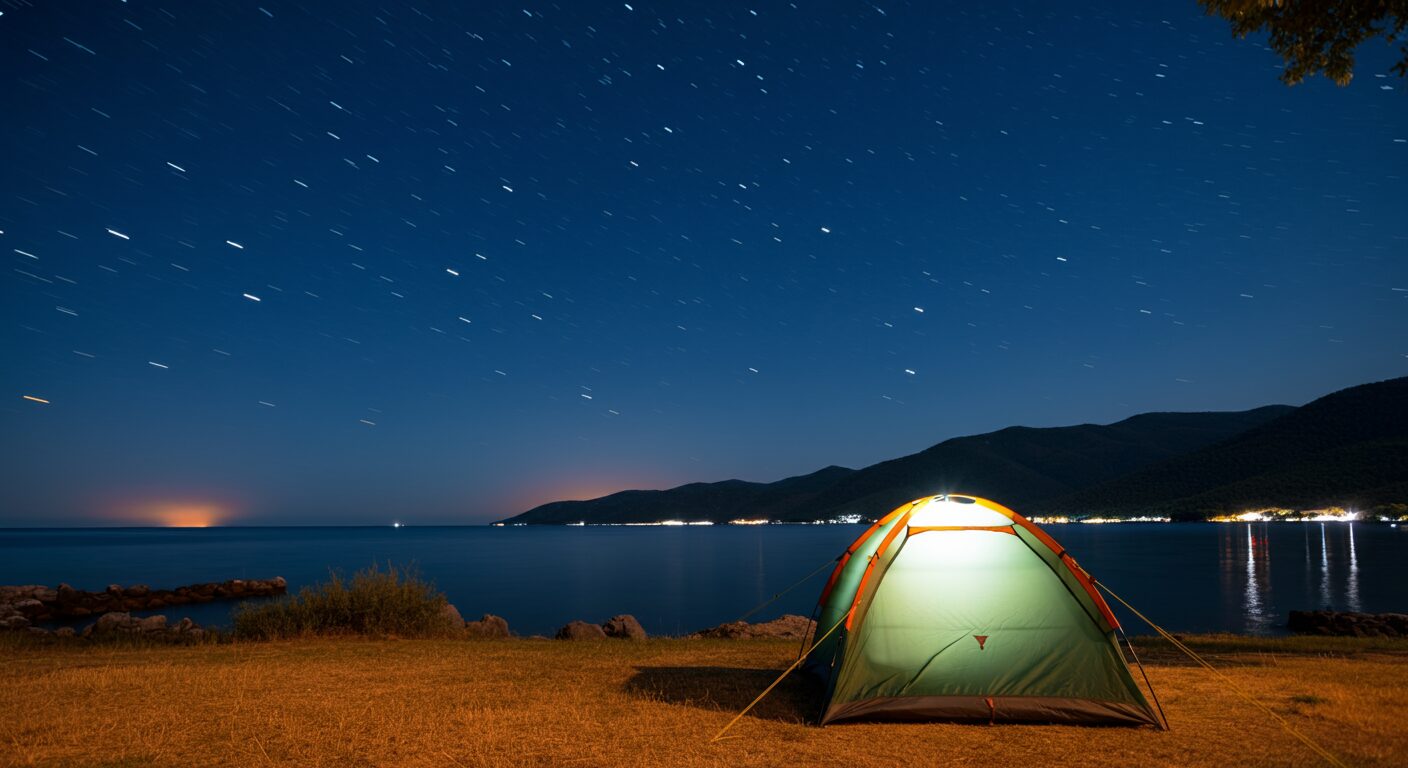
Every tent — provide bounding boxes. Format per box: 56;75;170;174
803;494;1161;727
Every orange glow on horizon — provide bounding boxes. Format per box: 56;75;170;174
157;505;223;527
102;498;233;527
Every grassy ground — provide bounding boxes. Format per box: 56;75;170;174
1;635;1405;767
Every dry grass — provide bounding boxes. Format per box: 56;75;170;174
1;636;1406;767
232;564;455;641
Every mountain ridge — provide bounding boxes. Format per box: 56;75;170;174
500;377;1406;524
1044;377;1408;519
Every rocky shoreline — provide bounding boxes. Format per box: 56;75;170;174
0;578;288;639
438;607;816;642
2;578;287;620
1288;610;1408;638
0;575;812;642
687;614;816;640
7;580;1402;643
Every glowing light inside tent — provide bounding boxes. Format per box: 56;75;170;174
906;497;1010;528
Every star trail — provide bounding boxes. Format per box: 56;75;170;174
2;1;1404;525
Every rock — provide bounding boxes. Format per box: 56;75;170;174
26;626;51;637
55;627;76;638
692;620;749;639
2;577;288;626
690;614;816;640
12;599;45;617
175;618;195;633
601;614;647;640
0;614;30;630
465;614;511;639
555;620;607;641
92;612;135;635
441;604;465;629
1288;610;1408;637
0;585;53;602
56;583;79;604
138;615;168;632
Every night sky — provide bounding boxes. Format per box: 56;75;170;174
2;1;1404;526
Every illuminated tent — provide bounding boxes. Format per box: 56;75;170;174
803;494;1161;727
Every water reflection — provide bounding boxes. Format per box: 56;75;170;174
1319;523;1332;611
1216;521;1372;632
1347;523;1361;612
1;524;1401;637
1243;524;1271;632
1303;525;1312;605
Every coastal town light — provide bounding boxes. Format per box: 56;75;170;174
1208;507;1362;523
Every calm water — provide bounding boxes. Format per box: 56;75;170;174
2;523;1404;636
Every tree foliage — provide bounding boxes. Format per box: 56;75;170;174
1200;0;1408;85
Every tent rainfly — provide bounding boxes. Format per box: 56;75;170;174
803;494;1161;727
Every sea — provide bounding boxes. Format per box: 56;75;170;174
2;523;1404;636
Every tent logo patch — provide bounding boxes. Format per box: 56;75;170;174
974;634;989;650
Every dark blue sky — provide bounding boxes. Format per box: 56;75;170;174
2;1;1405;526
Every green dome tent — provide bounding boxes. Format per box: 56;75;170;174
803;494;1161;727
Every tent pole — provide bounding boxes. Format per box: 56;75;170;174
796;599;822;661
1119;625;1169;730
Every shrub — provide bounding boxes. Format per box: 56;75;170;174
233;564;456;640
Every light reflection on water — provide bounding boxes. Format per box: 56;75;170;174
1218;522;1374;633
1320;523;1332;611
0;523;1403;635
1347;523;1361;612
1243;524;1269;633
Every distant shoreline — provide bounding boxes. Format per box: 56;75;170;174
2;516;1403;530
